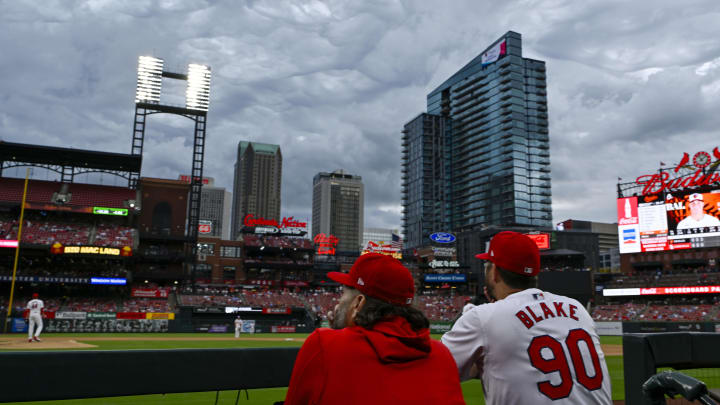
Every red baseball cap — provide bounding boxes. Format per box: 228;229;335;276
475;231;540;276
32;293;39;298
327;253;415;306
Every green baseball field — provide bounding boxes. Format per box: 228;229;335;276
0;333;714;404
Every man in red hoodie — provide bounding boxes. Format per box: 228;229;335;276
284;253;466;405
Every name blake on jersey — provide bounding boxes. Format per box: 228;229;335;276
515;301;579;329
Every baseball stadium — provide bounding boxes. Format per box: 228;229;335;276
1;144;719;404
1;57;720;405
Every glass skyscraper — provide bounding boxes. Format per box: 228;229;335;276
402;31;552;249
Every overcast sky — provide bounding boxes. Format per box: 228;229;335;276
2;0;720;232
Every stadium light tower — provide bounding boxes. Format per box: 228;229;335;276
135;56;163;104
186;64;211;111
130;55;212;285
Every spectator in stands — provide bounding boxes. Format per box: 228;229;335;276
284;253;465;405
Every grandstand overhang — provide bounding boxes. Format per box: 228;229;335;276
0;140;141;185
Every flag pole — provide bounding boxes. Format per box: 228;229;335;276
4;168;30;333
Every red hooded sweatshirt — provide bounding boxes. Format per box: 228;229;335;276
284;316;466;405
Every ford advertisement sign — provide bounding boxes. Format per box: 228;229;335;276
430;232;456;244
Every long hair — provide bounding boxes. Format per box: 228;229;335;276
354;295;429;331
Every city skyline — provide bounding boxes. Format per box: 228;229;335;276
2;1;720;232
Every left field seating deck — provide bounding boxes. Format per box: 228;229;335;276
0;178;61;204
0;178;135;208
0;219;91;245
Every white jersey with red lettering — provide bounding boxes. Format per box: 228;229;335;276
441;288;611;405
26;299;44;316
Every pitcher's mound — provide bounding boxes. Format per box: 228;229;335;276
0;337;97;350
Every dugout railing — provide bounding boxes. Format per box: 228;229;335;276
624;332;720;405
0;347;300;403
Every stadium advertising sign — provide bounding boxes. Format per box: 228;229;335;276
146;312;175;320
619;148;720;254
424;274;467;283
131;288;169;298
92;207;128;216
0;275;87;284
224;307;258;313
262;308;292;314
634;149;720;196
432;247;456;257
362;240;401;259
0;240;18;248
90;277;127;285
525;233;550;250
87;312;116;319
23;202;93;213
314;233;339;255
56;245;133;257
243;214;307;236
481;39;506;65
45;319;168;333
617;192;720;253
603;285;720;297
55;312;87;320
430;232;456;244
198;220;212;234
178;174;213;185
428;259;460;269
283;280;309;287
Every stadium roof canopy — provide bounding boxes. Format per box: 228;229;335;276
0;141;141;173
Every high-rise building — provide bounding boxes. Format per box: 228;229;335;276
402;31;551;250
231;141;282;239
312;170;364;253
179;175;232;240
200;185;232;240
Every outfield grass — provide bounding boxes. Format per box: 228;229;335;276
1;333;626;404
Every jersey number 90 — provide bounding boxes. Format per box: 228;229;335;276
527;328;603;400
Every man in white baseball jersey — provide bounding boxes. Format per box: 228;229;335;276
26;293;44;343
234;316;243;338
442;231;611;404
677;193;720;230
462;297;475;314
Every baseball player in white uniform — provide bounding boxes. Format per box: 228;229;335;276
26;293;44;343
677;193;720;230
442;231;611;404
462;297;475;314
234;316;243;338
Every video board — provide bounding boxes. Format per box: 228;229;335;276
618;190;720;253
525;233;550;250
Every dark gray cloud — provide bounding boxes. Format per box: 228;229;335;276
2;0;720;232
